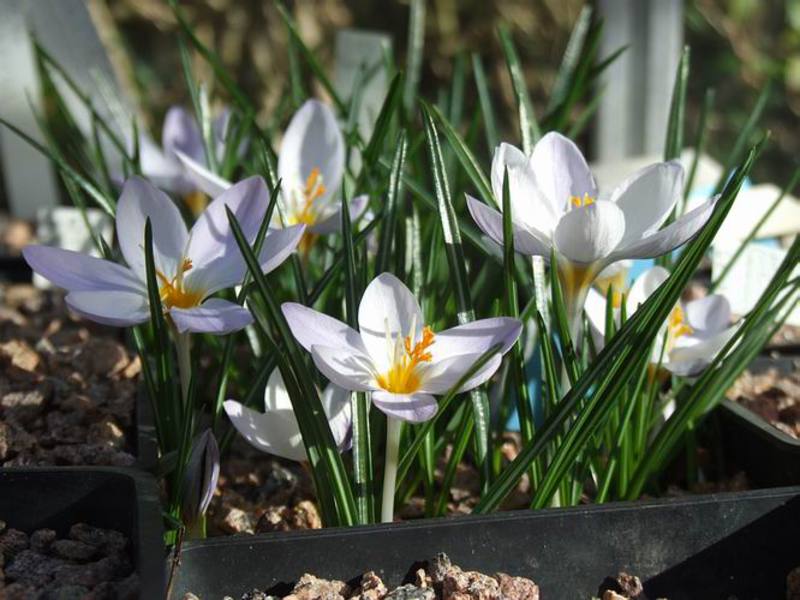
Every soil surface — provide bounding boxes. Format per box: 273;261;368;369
209;434;532;537
0;519;139;599
727;354;800;439
0;284;140;467
182;553;654;600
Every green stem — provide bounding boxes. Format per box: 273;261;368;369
381;417;402;523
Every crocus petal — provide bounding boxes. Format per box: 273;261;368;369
553;200;625;264
611;194;719;261
665;325;739;376
162;106;205;164
310;345;376;392
490;143;558;232
23;246;143;293
685;295;732;335
282;302;368;356
65;290;149;327
116;176;189;282
583;287;609;339
610;161;684;247
420;352;503;394
320;383;353;452
371;391;438;423
259;225;306;275
223;399;306;462
358;273;423;373
466;195;551;258
430;317;522;363
137;135;187;193
169;298;253;335
309;194;369;235
278;99;344;206
185;176;268;294
530;132;597;214
626;266;670;311
175;149;233;198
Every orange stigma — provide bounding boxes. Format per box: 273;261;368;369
376;326;436;394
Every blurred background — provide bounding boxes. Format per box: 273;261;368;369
96;0;800;184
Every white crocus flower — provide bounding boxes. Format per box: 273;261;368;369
177;99;367;252
223;369;352;463
466;132;719;337
584;266;739;376
282;272;522;522
281;273;522;423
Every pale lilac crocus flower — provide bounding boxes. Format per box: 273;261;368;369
466;132;719;338
137;106;234;201
178;99;367;252
224;368;352;463
23;176;304;335
281;272;521;522
584;266;739;377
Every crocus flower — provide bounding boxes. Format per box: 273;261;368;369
178;99;367;250
23;176;304;335
137;105;233;200
466;132;718;335
180;429;220;528
281;273;522;423
584;266;739;376
223;368;352;462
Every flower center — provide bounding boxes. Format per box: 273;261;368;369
288;167;326;227
569;193;595;209
183;190;208;217
376;325;435;394
668;305;693;340
157;258;204;310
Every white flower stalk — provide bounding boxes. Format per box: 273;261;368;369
584;266;739;376
223;368;352;463
281;272;522;522
23;176;304;336
178;99;367;252
466;132;719;339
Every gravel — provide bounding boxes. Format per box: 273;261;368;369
0;522;138;598
0;284;140;467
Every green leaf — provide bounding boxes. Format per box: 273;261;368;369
498;25;541;152
664;46;690;162
420;101;492;487
471;53;499;152
429;104;495;208
376;130;409;275
403;0;426;113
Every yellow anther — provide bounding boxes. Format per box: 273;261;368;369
376;326;436;394
156;261;203;310
289;167;327;232
569;193;595;208
668;306;693;339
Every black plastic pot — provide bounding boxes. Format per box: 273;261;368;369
172;487;800;600
715;351;800;488
0;255;32;283
0;467;165;598
717;399;800;487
